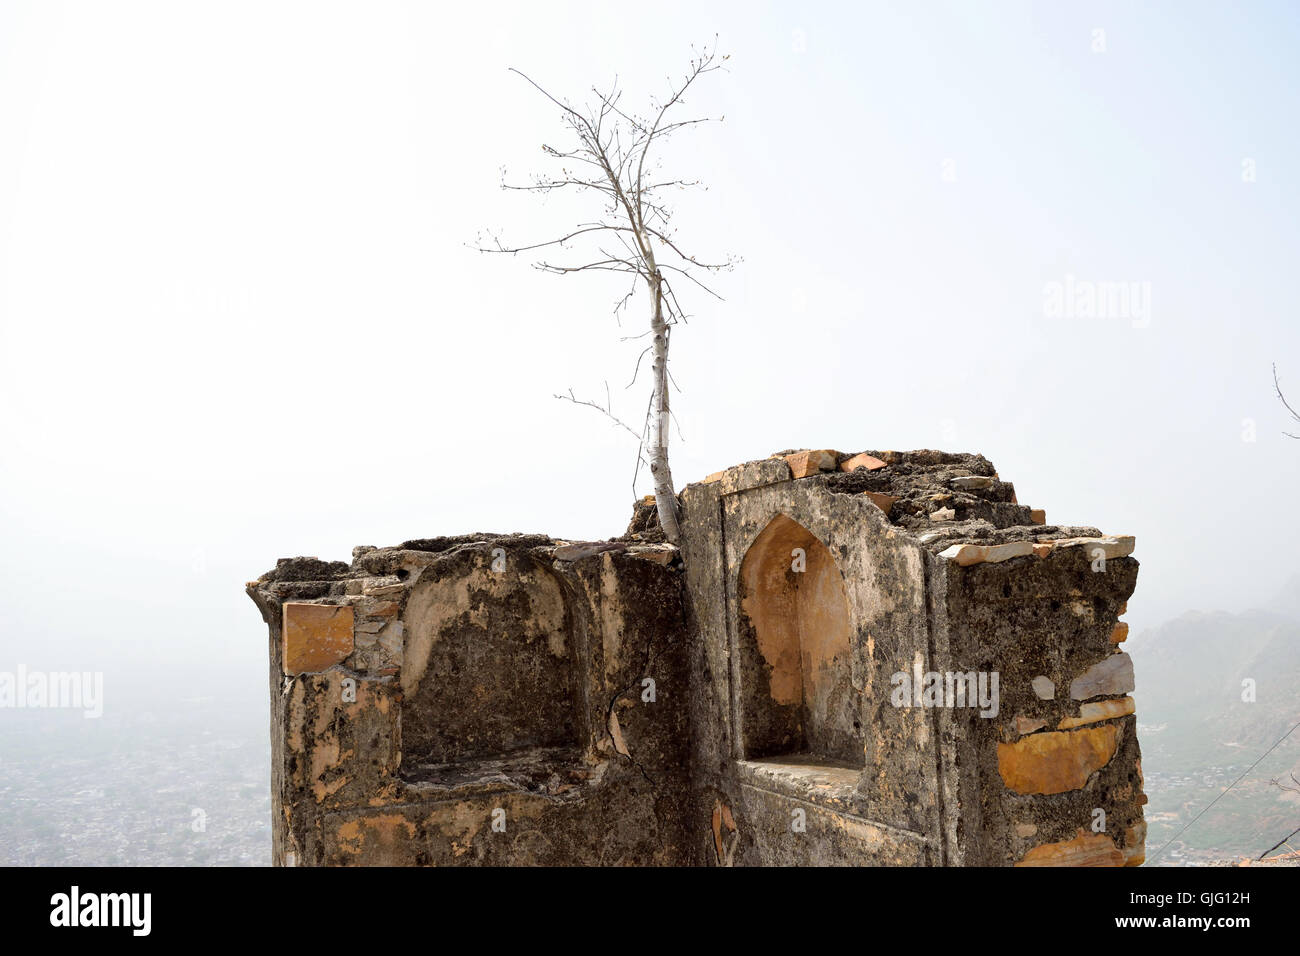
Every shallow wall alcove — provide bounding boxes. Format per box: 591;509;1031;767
399;548;581;772
737;513;863;766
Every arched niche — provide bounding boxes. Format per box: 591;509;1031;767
737;513;863;766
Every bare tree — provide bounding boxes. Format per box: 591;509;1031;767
1256;772;1300;861
478;41;736;545
1275;364;1299;439
1269;772;1300;795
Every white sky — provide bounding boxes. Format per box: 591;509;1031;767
1;1;1297;702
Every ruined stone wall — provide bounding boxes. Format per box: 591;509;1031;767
940;539;1143;866
248;447;1146;866
248;536;694;865
678;448;1144;866
680;461;942;865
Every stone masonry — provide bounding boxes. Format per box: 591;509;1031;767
247;448;1145;866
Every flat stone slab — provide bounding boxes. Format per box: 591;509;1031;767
552;541;627;561
938;540;1035;566
1049;535;1136;560
1059;696;1135;729
1070;653;1135;700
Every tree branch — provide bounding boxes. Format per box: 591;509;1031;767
554;386;647;447
1274;363;1300;439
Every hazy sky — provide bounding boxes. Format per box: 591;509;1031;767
1;0;1297;708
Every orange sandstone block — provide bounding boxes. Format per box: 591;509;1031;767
1110;622;1129;644
840;452;887;472
368;600;401;619
1030;509;1046;525
1015;829;1125;867
782;450;838;478
996;725;1120;795
283;603;354;675
863;491;899;515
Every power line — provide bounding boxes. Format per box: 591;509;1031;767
1148;717;1300;863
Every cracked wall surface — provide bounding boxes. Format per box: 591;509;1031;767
247;447;1145;866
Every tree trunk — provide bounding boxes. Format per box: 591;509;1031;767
646;268;681;544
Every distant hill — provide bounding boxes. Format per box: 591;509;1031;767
1132;608;1300;762
1129;585;1300;865
1268;572;1300;621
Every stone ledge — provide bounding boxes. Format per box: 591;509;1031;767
699;457;793;496
936;533;1136;567
1050;535;1136;560
938;541;1035;566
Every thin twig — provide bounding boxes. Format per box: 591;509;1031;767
1273;363;1300;438
554;387;645;445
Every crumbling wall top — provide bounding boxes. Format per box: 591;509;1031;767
689;448;1133;564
